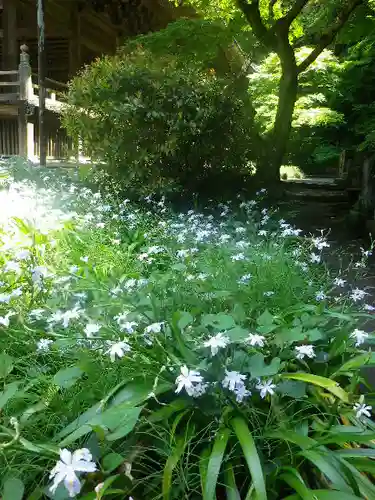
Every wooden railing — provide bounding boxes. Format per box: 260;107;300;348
0;44;73;160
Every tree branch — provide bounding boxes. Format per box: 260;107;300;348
276;0;310;29
237;0;276;49
297;0;363;73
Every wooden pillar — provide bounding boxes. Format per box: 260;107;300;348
18;44;32;158
3;0;18;70
37;0;47;166
69;3;81;78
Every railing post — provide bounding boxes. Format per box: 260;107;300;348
18;44;33;159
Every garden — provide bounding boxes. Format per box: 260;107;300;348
3;0;375;498
0;159;375;499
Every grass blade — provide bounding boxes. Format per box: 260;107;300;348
203;427;231;500
231;417;267;500
281;373;349;402
162;436;185;500
279;467;314;500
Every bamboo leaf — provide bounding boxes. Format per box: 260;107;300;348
162;437;185;500
203;427;231;500
231;417;267;500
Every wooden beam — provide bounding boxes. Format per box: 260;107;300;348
69;2;81;78
3;0;18;70
37;0;47;166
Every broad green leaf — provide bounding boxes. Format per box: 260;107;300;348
3;477;25;500
280;467;314;500
148;399;191;423
203;427;231;500
281;373;349;402
224;463;241;500
226;326;249;342
54;402;101;441
53;366;84;389
336;456;375;498
304;328;324;341
346;457;375;474
0;381;20;410
336;448;375;458
277;380;306;398
0;353;13;379
283;492;362;500
102;453;124;473
249;353;281;378
274;326;304;345
231;417;267;500
176;311;194;329
108;379;172;408
318;426;375;445
106;407;142;441
201;313;235;330
257;309;274;327
162;437;185;500
59;404;141;446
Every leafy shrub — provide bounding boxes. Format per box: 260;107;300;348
1;160;375;499
63;21;256;197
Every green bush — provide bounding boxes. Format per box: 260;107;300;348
1;160;375;499
63;22;256;197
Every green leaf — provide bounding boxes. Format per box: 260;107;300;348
333;353;375;376
301;449;353;492
54;402;101;441
283;492;362;500
226;327;249;342
249;353;280;378
3;477;25;500
231;417;267;500
336;449;375;458
281;373;349;402
318;426;375;445
108;378;172;408
266;430;316;449
106;407;142;441
102;453;124;473
201;313;235;330
162;437;185;500
224;463;241;500
200;447;211;497
277;380;306;398
59;404;141;446
176;311;194;329
280;467;314;500
203;427;231;500
0;381;20;410
257;309;274;327
53;366;84;389
0;353;13;379
148;399;192;423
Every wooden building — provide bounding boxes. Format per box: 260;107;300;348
0;0;193;162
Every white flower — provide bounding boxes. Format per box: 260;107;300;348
364;304;375;312
264;291;274;297
350;329;368;346
175;365;204;397
37;338;54;352
258;229;267;236
4;260;21;274
256;379;276;399
236;227;246;234
350;288;368;302
204;332;230;355
61;307;83;328
80;256;89;264
246;333;265;347
70;265;79;273
234;384;251;403
310;253;321;264
120;321;138;333
15;249;31;260
315;291;327;301
312;237;330;250
29;308;45;320
49;448;97;498
333;277;346;287
353;402;372;419
144;322;164;334
31;266;49;283
222;370;247;392
295;345;316;360
106;340;131;362
0;293;12;304
238;273;252;284
0;311;15;327
84;323;101;337
231;253;246;262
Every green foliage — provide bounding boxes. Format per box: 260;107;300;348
63;20;256;197
0;160;375;498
